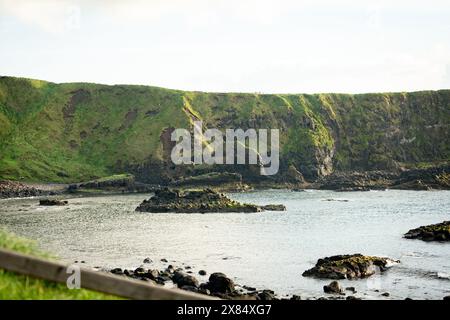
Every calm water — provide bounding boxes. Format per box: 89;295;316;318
0;190;449;299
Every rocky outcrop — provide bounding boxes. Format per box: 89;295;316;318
39;199;68;206
302;254;399;279
260;204;286;211
316;165;450;191
136;188;262;213
404;221;450;242
0;180;50;199
170;172;251;192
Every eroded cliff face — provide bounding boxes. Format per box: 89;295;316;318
0;76;448;184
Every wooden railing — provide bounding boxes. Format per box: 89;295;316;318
0;248;217;300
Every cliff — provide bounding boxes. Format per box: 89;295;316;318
0;76;448;184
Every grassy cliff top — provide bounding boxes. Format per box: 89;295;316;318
0;76;448;183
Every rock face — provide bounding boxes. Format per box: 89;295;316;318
302;254;398;279
316;165;450;191
1;77;448;187
136;188;262;213
39;199;68;206
404;221;450;242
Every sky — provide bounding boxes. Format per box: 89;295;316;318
1;0;449;93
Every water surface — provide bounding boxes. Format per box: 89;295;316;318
0;189;449;299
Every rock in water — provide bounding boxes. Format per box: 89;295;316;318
39;199;68;206
135;188;261;213
260;204;286;211
323;281;342;294
404;221;450;242
302;254;399;279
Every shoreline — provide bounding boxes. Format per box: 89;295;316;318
1;164;449;200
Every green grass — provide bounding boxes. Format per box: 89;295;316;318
0;76;448;183
0;228;120;299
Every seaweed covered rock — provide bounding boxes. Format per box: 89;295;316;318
135;188;261;213
302;254;399;279
404;221;450;242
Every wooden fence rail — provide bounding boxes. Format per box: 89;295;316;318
0;248;217;300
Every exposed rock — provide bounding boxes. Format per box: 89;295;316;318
404;221;450;242
136;188;261;213
260;204;286;211
205;272;235;294
170;172;250;192
256;290;276;300
198;270;207;276
381;292;390;297
302;254;399;279
316;165;450;191
172;271;199;288
143;257;152;263
443;296;450;301
0;180;50;199
346;287;357;293
39;199;68;206
323;281;342;294
110;268;123;275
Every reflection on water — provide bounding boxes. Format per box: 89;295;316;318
0;189;449;299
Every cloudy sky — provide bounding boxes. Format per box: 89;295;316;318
1;0;449;93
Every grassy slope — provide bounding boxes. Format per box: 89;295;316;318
0;228;119;299
0;76;448;182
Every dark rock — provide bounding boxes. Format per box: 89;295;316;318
172;271;199;288
161;258;168;262
404;221;450;242
143;257;152;263
124;269;133;276
134;267;145;273
135;188;262;213
381;292;390;297
39;199;68;206
290;295;302;300
243;285;256;292
256;290;276;300
346;296;361;300
206;272;235;294
346;287;356;293
110;268;123;275
144;269;159;280
198;270;207;276
302;254;399;279
443;296;450;301
323;281;342;294
260;204;286;211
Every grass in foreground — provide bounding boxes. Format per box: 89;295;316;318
0;228;120;299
